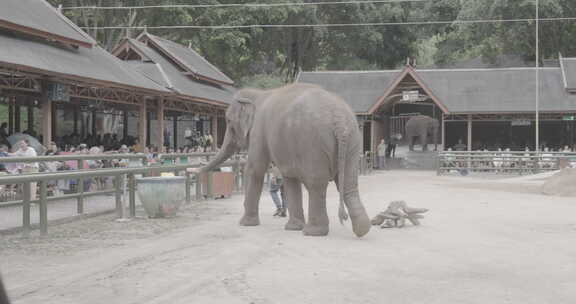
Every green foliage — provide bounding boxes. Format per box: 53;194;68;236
47;0;576;82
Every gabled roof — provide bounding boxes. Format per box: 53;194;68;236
0;0;94;48
0;32;168;94
560;55;576;92
298;66;576;114
139;33;234;85
297;70;400;113
116;38;232;105
418;67;576;113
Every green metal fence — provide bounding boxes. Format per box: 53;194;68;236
0;159;245;235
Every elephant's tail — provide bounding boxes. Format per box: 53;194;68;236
335;113;349;225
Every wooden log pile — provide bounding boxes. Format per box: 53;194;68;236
370;200;429;228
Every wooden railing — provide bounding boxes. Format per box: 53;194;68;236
436;151;576;175
0;159;246;235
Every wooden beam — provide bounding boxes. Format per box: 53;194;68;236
173;114;178;150
467;115;472;151
157;99;165;151
138;100;147;152
8;99;14;135
14;103;21;133
441;114;446;151
41;84;52;147
211;115;218;151
27;105;34;133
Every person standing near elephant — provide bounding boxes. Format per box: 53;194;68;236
377;139;387;169
269;164;286;217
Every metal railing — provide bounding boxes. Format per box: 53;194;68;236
0;159;245;235
436;151;576;175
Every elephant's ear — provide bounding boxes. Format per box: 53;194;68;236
235;97;256;139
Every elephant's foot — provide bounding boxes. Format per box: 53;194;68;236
302;223;329;236
239;214;260;226
285;217;305;231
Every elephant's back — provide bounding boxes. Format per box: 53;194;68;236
263;86;359;180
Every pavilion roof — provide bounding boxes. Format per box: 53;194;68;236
140;33;235;85
0;32;169;94
298;65;576;114
119;38;233;104
0;0;94;48
297;70;401;113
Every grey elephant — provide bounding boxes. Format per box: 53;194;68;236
201;83;371;237
405;115;439;152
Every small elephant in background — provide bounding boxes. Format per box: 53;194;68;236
405;115;439;152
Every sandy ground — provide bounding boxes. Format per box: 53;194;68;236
1;170;575;304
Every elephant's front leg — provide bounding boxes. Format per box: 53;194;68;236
240;162;268;226
284;177;305;231
303;182;329;236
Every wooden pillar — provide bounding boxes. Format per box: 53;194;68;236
467;114;472;151
27;105;34;133
91;109;97;136
8;99;14;134
157;99;165;151
14;103;21;133
122;110;129;140
41;85;53;147
146;110;151;147
138;100;147;151
73;106;79;134
441;114;446;151
51;102;57;141
211;115;218;150
173;114;178;150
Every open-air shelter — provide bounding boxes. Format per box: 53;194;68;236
298;60;576;154
0;0;233;151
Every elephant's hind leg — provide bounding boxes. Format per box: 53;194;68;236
302;181;329;236
284;177;305;231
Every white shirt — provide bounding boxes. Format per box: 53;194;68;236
14;147;38;169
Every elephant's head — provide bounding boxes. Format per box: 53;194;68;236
201;89;262;171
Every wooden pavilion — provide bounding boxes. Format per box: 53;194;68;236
0;0;232;151
298;59;576;154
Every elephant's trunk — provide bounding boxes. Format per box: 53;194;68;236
336;125;370;238
343;190;371;237
201;130;237;172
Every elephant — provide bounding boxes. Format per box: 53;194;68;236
201;83;371;237
405;115;439;152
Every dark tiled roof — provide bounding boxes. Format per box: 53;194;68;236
298;67;576;114
0;0;94;47
0;32;168;93
417;68;576;113
145;34;234;85
560;57;576;92
297;71;400;113
126;39;233;104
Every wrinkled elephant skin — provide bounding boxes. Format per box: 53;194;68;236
202;83;371;237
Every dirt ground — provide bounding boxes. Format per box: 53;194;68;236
1;170;575;304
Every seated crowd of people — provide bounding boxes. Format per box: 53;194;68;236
0;131;219;201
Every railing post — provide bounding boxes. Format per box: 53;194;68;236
77;160;84;214
128;173;136;217
185;171;191;204
233;159;240;192
22;182;31;235
206;171;213;199
114;174;123;218
39;181;48;236
195;172;202;201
